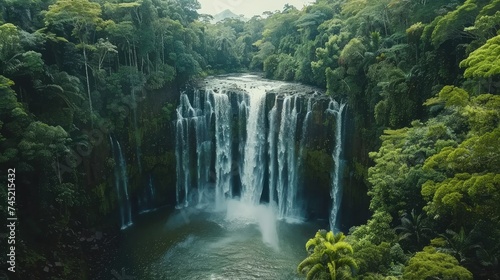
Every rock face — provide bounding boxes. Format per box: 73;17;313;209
171;75;369;229
105;74;370;231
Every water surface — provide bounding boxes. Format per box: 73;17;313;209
109;203;325;280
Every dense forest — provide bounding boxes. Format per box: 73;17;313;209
0;0;499;279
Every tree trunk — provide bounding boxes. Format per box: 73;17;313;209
161;33;165;64
83;45;93;127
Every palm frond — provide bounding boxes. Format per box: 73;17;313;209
306;263;324;280
327;261;336;280
298;255;322;273
306;238;318;251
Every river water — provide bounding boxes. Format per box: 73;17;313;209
100;74;333;279
106;204;326;279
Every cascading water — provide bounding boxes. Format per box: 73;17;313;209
104;75;354;279
195;90;213;207
240;87;267;204
276;96;299;219
298;97;313;171
175;94;193;209
173;75;335;225
110;136;133;230
237;95;248;185
175;90;214;209
212;91;233;210
139;175;156;213
327;100;346;231
267;97;278;206
295;97;313;216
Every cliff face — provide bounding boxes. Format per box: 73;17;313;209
264;88;371;228
95;76;370;231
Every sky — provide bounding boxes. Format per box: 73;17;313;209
197;0;314;18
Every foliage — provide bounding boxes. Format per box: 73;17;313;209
298;230;358;280
430;0;480;48
394;209;433;251
402;246;473;280
460;34;500;79
349;211;396;245
350;239;391;276
1;0;500;278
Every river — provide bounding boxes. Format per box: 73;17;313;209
99;74;337;279
104;204;326;279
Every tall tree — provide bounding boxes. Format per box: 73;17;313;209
44;0;104;126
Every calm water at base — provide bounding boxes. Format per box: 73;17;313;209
106;204;326;280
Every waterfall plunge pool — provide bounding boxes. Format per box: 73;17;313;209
98;74;342;279
103;203;326;280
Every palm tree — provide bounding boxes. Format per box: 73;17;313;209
297;230;358;280
395;209;432;251
439;227;480;265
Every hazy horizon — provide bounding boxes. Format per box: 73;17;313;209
198;0;314;18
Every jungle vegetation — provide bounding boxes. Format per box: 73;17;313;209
0;0;499;279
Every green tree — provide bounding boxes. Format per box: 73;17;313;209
298;230;358;280
44;0;105;125
403;246;473;279
430;0;481;48
395;209;433;251
459;34;500;79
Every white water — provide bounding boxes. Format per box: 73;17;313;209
102;206;323;280
173;75;342;237
110;136;133;230
267;97;279;206
195;90;213;207
240;86;268;204
175;94;193;209
267;95;314;222
225;199;279;250
139;175;156;214
213;91;232;210
275;95;305;220
327;100;346;231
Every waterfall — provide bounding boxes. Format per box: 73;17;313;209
195;90;213;207
110;136;133;230
237;96;248;195
175;91;214;209
173;76;322;222
240;87;267;204
298;98;313;169
212;91;233;210
275;96;300;219
148;175;155;208
139;175;156;213
327;100;346;231
295;97;313;215
175;94;192;209
267;96;278;206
